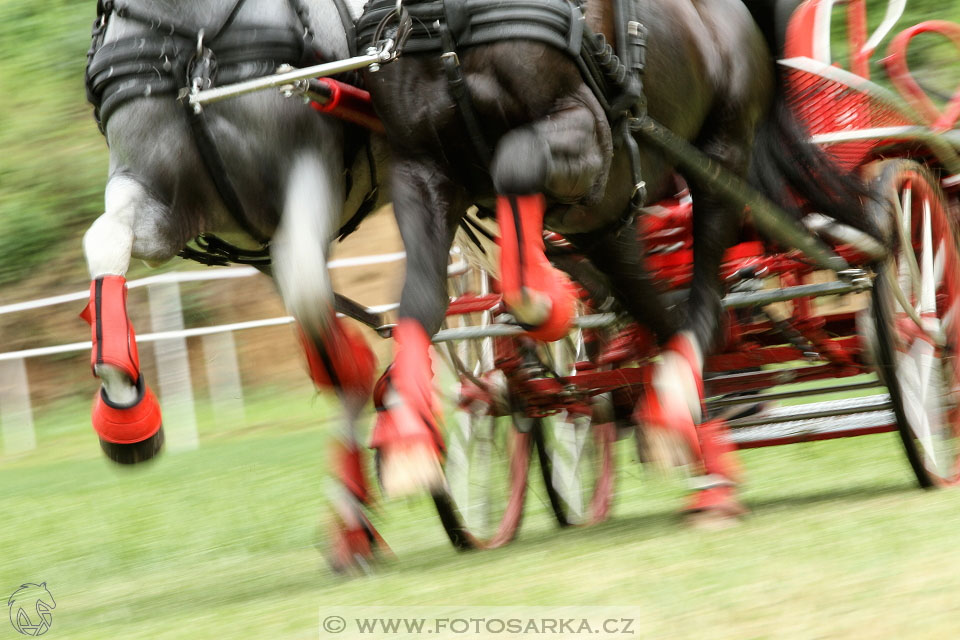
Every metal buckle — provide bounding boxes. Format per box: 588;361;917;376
441;51;460;66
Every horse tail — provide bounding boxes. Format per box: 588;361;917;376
746;0;881;240
749;86;881;240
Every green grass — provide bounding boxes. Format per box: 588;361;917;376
3;387;960;639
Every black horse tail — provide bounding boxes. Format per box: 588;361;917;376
745;0;881;240
749;85;881;240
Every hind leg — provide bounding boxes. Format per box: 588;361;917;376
271;150;383;565
491;86;611;341
81;175;178;463
325;392;390;574
273;150;376;402
643;132;751;516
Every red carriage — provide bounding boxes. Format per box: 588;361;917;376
413;0;960;547
182;0;960;554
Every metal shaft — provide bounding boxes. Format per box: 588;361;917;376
188;52;384;107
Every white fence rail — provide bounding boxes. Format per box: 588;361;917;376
0;253;406;456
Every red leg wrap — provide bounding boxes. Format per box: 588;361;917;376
91;379;162;444
697;418;743;484
369;320;444;454
79;275;140;382
332;440;372;505
496;194;575;342
298;317;376;399
635;333;705;460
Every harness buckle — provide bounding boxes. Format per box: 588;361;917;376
440;51;460;67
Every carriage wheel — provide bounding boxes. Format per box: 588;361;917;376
431;263;532;549
869;159;960;487
531;329;616;526
431;407;532;550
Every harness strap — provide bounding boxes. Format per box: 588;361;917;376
186;103;270;245
439;22;493;167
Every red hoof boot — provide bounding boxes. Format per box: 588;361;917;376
92;377;164;464
300;317;376;400
497;194;575;342
683;485;747;529
370;322;445;498
325;497;391;575
635;333;705;465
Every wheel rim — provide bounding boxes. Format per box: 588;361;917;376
433;261;529;548
884;169;960;484
535;329;615;525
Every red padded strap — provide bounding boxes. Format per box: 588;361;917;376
496;194;575;342
299;317;376;399
80;275;140;382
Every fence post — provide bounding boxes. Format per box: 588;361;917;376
202;332;246;428
148;281;198;451
0;358;36;455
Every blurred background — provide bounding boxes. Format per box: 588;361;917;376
0;1;958;639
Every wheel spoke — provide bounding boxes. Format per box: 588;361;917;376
920;197;937;317
894;184;922;304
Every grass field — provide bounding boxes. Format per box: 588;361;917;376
3;387;960;639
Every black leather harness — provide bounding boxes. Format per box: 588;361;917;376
357;0;650;213
85;0;377;267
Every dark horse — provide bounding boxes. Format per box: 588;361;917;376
359;0;873;508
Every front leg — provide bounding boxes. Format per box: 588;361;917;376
81;175;180;464
490;86;612;341
371;156;465;497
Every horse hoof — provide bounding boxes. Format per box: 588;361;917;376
684;507;744;530
323;497;391;575
99;428;165;465
92;379;164;464
682;487;747;529
377;444;444;498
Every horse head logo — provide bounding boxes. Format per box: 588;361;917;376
7;583;56;636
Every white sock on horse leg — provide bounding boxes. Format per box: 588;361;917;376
95;364;140;407
653;330;704;422
272;149;344;335
83;176;142;278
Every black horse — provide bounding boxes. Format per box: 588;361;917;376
359;0;874;506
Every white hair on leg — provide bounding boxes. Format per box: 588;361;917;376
272;150;345;335
653;330;704;422
83;176;141;278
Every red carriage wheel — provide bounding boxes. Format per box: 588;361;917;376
431;411;532;550
431;259;532;549
531;327;616;527
868;159;960;487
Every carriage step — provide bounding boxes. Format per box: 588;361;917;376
727;394;896;448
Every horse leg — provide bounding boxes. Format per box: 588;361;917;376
326;391;390;574
490;88;610;342
81;175;172;463
272;150;377;402
643;130;752;516
370;156;463;497
272;150;383;567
